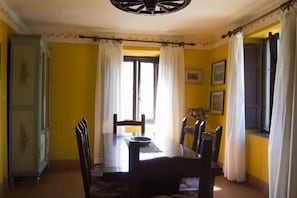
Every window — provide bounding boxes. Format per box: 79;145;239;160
122;56;159;123
244;43;263;129
244;32;279;133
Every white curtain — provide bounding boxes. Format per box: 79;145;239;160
269;8;297;198
94;40;123;164
224;32;246;182
155;45;185;141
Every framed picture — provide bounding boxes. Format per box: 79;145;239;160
185;69;202;84
210;90;224;114
211;60;226;85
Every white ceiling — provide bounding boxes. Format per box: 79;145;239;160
3;0;285;43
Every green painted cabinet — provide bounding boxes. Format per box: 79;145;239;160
8;35;50;187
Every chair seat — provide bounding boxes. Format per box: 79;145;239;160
180;177;199;190
91;164;104;177
179;147;199;194
181;147;197;158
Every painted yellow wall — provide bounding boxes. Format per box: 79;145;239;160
183;49;211;147
49;43;97;160
246;134;269;183
123;45;160;57
0;34;270;188
184;49;211;111
0;19;14;187
208;44;228;164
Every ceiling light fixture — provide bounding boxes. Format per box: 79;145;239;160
110;0;192;15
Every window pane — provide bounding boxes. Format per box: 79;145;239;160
122;61;134;120
263;40;271;131
139;62;154;120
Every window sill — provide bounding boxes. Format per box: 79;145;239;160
247;131;269;138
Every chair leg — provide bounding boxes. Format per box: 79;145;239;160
141;114;145;136
113;114;117;135
210;174;216;198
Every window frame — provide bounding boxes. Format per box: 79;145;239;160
123;56;159;123
244;32;279;134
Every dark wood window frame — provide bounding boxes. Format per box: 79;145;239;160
124;56;159;123
244;32;279;134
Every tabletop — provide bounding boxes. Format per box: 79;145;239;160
102;133;222;178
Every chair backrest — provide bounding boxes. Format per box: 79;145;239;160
75;125;91;197
113;113;145;135
128;140;213;198
179;117;202;151
78;118;92;182
195;120;206;155
198;126;222;162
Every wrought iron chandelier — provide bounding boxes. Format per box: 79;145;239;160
110;0;192;15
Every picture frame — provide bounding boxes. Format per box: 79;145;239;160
210;90;224;114
211;60;226;85
185;69;202;84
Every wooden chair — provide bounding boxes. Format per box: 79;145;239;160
78;119;103;179
179;119;205;194
195;120;206;155
113;113;145;135
128;140;213;198
75;124;128;198
199;126;223;198
180;126;223;198
179;117;202;152
200;126;223;163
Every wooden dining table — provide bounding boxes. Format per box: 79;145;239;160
102;132;223;179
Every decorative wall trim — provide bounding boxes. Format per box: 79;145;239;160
39;5;282;49
243;9;282;36
0;0;282;49
41;31;220;49
0;1;29;34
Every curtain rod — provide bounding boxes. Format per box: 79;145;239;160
221;0;296;38
78;35;196;46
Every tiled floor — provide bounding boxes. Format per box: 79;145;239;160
0;167;268;198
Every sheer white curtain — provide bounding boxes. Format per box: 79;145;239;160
224;32;246;182
93;40;123;164
269;8;297;198
155;44;185;141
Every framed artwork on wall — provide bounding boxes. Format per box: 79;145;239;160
210;90;224;114
211;60;226;85
185;69;202;84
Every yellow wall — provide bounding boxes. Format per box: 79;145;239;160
0;19;14;188
208;44;228;164
0;31;270;188
49;43;97;159
184;49;211;110
246;133;269;183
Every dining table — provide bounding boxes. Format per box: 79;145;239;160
102;132;223;180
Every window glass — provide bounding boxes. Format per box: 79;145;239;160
139;62;154;120
122;61;134;120
123;57;159;122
